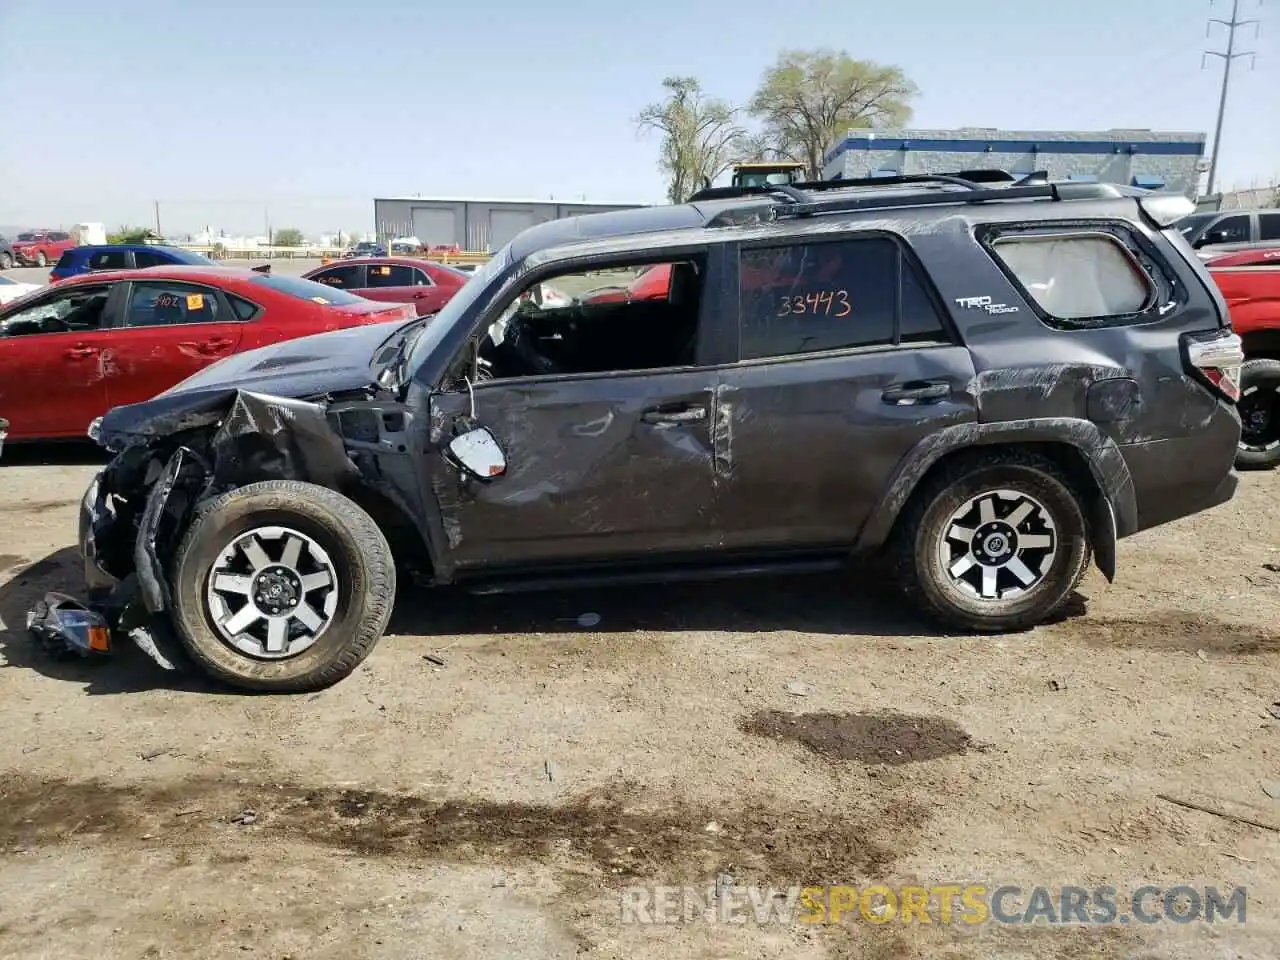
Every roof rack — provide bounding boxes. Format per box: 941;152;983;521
701;174;1129;227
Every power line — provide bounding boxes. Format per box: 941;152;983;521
1203;0;1262;197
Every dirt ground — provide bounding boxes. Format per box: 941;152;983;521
1;447;1278;960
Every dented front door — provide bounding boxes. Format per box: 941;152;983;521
427;371;724;571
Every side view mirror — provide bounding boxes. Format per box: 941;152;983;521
1200;229;1230;246
447;427;506;479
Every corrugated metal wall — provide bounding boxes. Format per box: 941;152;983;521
374;200;644;252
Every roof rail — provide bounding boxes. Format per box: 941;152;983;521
704;178;1131;228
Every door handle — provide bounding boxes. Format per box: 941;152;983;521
641;405;707;424
412;291;430;299
64;345;97;359
882;380;951;405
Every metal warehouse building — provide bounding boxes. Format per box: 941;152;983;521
374;197;646;253
822;128;1209;196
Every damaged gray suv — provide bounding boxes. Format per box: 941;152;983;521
76;174;1245;691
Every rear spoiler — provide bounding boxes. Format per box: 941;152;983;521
249;263;271;275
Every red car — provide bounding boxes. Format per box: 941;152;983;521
579;263;673;304
0;266;414;442
12;230;78;268
302;257;469;317
1206;246;1280;468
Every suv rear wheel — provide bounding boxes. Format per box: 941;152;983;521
1236;358;1280;470
891;452;1091;632
170;480;396;692
35;252;46;268
0;252;11;270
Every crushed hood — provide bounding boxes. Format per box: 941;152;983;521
97;320;414;444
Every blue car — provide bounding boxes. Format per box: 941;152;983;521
50;244;219;282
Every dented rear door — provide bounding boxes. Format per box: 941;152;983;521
711;233;979;551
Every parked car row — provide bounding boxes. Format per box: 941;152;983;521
0;230;77;268
0;267;414;441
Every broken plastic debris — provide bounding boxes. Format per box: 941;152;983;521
26;593;111;659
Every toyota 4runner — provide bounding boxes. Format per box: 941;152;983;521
74;173;1245;691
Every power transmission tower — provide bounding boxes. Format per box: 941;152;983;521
1203;0;1261;197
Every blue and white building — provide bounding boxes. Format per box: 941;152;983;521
822;128;1209;196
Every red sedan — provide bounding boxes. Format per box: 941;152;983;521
0;266;414;442
579;263;673;304
302;257;469;317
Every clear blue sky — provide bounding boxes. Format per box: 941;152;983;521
0;0;1275;237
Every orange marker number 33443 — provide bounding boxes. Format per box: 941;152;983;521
776;289;851;317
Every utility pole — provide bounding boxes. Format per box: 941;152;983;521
1203;0;1260;198
153;200;162;239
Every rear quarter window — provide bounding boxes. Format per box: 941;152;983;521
981;225;1178;329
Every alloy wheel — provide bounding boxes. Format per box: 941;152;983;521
939;489;1058;601
1239;382;1280;453
205;526;339;659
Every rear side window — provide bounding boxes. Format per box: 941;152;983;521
88;249;129;270
365;264;416;288
738;237;948;360
124;282;222;327
989;233;1153;322
1260;213;1280;242
1208;215;1250;244
132;249;172;268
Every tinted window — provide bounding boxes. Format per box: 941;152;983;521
1208;215;1250;244
52;232;70;241
88;250;129;270
132;249;172;268
228;294;261;321
0;286;111;337
898;267;949;344
991;234;1152;320
124;282;221;327
1259;213;1280;242
412;268;434;286
364;264;416;288
739;238;905;359
310;265;364;289
251;274;366;305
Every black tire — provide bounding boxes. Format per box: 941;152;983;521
0;252;11;270
35;252;46;268
889;451;1091;633
169;480;395;692
1235;358;1280;471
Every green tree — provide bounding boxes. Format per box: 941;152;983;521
108;226;152;244
274;228;305;247
747;49;917;179
636;77;745;204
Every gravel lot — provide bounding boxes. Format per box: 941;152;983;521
0;447;1277;959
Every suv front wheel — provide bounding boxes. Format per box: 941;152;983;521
170;480;396;692
891;453;1091;633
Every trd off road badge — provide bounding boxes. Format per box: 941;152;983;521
955;295;1019;315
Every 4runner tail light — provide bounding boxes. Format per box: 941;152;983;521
1183;329;1245;403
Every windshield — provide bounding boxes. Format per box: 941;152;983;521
406;243;512;371
250;274;367;306
16;233;38;241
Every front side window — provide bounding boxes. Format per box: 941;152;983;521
738;237;947;360
459;256;706;383
364;264;417;288
989;233;1154;322
1207;215;1250;245
124;282;222;327
0;285;111;337
1259;212;1280;242
310;265;364;289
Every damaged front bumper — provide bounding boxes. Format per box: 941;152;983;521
71;389;376;669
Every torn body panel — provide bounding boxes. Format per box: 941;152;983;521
422;372;723;576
